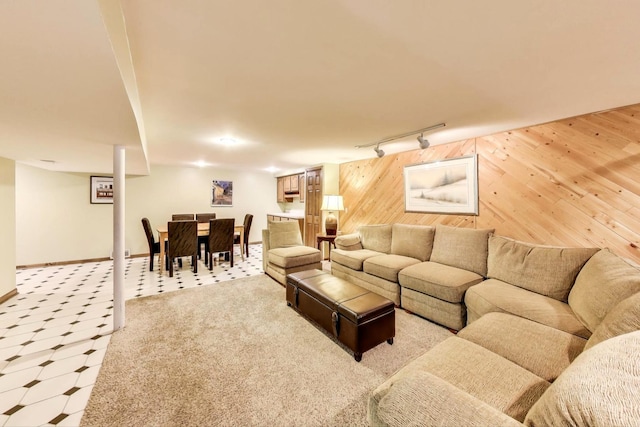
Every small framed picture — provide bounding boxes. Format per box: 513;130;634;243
90;176;114;204
211;180;233;206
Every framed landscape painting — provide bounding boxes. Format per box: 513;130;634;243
211;180;233;206
403;155;478;215
90;176;114;204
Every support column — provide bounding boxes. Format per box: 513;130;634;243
113;145;126;330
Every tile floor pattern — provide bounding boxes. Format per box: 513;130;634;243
0;245;265;427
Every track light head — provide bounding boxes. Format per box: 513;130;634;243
374;145;385;158
417;133;430;149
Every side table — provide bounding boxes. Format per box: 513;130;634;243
316;234;337;260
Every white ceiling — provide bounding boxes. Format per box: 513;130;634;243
2;0;640;176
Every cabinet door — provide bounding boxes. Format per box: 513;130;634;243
283;175;291;193
304;167;323;247
277;177;285;203
290;174;299;192
298;174;305;203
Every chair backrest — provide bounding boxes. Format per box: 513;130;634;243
172;213;194;221
168;220;198;257
242;214;253;244
141;217;155;249
208;218;235;252
196;213;217;223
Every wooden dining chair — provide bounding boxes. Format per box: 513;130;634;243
234;214;253;257
172;214;194;220
141;217;162;272
207;218;235;270
167;220;198;277
196;213;217;262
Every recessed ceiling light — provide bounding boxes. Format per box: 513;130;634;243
194;160;209;168
265;166;279;173
215;136;240;147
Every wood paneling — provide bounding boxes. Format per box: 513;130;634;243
339;104;640;264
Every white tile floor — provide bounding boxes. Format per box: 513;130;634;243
1;245;265;427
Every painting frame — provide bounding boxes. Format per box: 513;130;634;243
211;180;233;206
403;154;478;215
90;176;114;204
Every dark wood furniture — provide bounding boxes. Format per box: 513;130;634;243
316;234;337;260
286;269;395;362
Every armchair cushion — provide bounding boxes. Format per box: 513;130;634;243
268;221;303;249
430;225;494;277
269;246;322;269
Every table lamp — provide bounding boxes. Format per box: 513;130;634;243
321;195;344;235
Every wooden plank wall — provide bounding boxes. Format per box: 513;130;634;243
339;104;640;264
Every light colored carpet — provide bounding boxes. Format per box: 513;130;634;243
81;274;452;427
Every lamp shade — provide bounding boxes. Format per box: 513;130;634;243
321;195;345;212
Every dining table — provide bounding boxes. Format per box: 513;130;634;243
156;222;244;273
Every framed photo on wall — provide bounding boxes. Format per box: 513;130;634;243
211;180;233;206
90;176;114;204
403;155;478;215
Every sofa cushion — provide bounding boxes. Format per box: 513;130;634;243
358;224;392;253
399;261;484;303
584;291;640;351
384;337;550;422
430;225;494;277
333;233;362;251
268;220;303;248
330;248;382;271
369;370;524;427
458;312;586;382
487;236;598;302
390;224;435;261
363;254;421;283
268;246;321;269
465;279;591;339
525;330;640;426
568;249;640;333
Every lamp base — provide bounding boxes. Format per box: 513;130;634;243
325;213;337;236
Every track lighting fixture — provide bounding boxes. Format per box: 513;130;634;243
417;133;430;149
355;122;446;159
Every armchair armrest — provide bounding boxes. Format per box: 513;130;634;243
262;229;270;271
334;233;363;251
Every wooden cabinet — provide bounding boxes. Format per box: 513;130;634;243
276;173;305;202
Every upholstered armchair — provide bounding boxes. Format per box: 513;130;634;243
262;221;322;285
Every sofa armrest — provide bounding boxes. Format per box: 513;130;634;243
262;229;270;271
368;371;523;427
334;233;363;250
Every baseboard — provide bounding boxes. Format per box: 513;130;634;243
0;288;18;304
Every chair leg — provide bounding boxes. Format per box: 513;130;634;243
209;252;213;271
193;255;198;273
230;249;234;268
169;257;174;277
149;253;154;272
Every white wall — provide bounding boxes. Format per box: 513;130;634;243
0;157;16;298
16;163;280;266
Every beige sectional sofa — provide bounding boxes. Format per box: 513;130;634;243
330;223;640;425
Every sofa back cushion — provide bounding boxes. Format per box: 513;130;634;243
569;249;640;333
268;220;303;249
358;224;392;253
524;330;640;427
429;225;494;276
487;236;598;302
584;291;640;351
390;224;435;261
